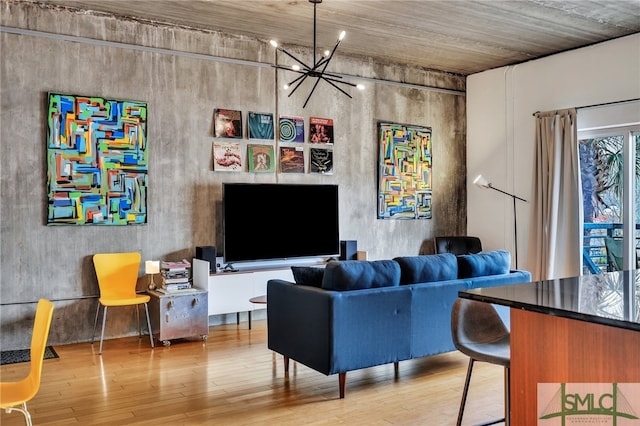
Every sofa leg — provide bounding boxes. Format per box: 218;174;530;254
339;373;346;399
283;356;289;372
394;361;399;376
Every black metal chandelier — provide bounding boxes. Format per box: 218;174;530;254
270;0;363;108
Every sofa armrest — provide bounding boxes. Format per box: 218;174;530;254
267;279;334;375
267;279;413;376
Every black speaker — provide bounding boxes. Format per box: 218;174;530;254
196;246;217;273
339;240;357;261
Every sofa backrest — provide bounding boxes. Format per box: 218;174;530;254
457;250;511;278
321;259;400;291
393;253;458;285
289;250;515;291
394;250;512;284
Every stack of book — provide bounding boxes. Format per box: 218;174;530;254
156;259;195;294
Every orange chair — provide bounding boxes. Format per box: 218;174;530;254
92;252;154;354
1;299;55;426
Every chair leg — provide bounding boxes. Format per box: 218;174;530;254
99;306;108;354
136;304;141;338
457;358;507;426
4;402;33;426
504;367;510;426
91;301;101;344
143;302;154;349
456;358;475;426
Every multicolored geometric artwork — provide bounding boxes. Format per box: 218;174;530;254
46;93;148;225
377;122;432;219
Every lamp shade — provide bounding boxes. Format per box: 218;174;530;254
145;260;160;275
473;174;490;188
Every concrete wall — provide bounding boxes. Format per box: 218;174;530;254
467;34;640;273
0;2;467;349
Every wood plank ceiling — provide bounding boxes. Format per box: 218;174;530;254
32;0;640;75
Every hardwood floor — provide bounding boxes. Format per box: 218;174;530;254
1;320;506;425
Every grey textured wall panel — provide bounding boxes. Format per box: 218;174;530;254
0;1;466;349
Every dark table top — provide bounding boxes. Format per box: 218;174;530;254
459;270;640;332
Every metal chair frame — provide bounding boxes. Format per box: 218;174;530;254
451;298;510;426
91;252;154;354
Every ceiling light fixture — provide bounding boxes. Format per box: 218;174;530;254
269;0;363;108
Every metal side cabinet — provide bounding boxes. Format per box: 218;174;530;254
148;289;209;346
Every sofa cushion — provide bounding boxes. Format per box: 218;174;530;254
291;266;325;287
457;250;511;278
393;253;458;285
321;260;401;291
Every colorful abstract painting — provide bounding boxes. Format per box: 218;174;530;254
377;122;432;219
46;93;148;225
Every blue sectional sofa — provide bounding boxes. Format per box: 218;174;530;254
266;250;531;398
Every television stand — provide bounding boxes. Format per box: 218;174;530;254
221;263;239;272
192;258;294;329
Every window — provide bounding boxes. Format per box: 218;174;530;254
580;126;640;274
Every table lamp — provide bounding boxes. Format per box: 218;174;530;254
145;260;160;290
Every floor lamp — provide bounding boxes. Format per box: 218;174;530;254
473;174;527;268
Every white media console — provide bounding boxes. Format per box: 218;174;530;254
192;258;294;324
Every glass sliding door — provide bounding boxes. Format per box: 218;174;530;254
580;126;639;274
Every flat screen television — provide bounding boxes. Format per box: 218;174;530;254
222;183;340;264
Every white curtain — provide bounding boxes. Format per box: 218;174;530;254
527;108;582;280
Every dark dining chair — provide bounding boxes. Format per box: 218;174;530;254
434;236;482;255
451;297;510;426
